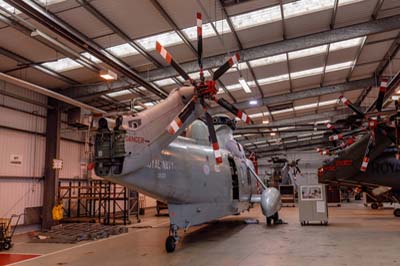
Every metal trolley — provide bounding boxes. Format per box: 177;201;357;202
0;214;23;251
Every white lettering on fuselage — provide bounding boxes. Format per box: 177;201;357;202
146;159;175;171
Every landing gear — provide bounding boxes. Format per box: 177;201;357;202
371;202;379;209
165;224;179;253
394;208;400;217
266;212;282;225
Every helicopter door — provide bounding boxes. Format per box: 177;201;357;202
228;156;240;200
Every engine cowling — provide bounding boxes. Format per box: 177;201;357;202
260;187;282;217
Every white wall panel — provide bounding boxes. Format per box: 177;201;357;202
0;80;47;116
59;140;86;179
0;128;45;177
0;179;43;224
0;107;46;133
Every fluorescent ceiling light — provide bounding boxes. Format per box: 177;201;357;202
239;77;252;93
144;102;155;107
106;90;131;98
270;132;276;136
230;5;282;30
262;120;270;124
100;69;118;80
249;100;258;105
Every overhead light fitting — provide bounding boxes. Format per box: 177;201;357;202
238;76;252;93
262;120;269;124
100;69;118;80
249;100;258;105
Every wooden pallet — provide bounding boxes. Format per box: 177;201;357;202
31;223;128;244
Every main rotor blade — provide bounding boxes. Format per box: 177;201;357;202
360;134;374;172
326;123;339;134
214;97;251;124
166;99;195;135
204;112;222;164
212;53;240;81
376;78;388;112
329;128;365;141
339;96;365;117
156;41;194;85
196;12;204;82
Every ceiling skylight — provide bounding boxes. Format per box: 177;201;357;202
258;74;290;86
42;57;81;72
288;45;328;60
330;37;366;51
230;5;282;31
249;54;287;68
153;78;176;87
137;31;183;51
283;0;334;19
325;61;354;72
107;43;139;58
221;60;354;94
291;67;324;79
182;19;231;40
249;99;337;117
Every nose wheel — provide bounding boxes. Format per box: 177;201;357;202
166;224;179;253
266;212;283;225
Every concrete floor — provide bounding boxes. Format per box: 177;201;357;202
5;204;400;266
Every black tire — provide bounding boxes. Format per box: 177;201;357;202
371;202;379;209
266;217;272;225
394;208;400;217
3;241;11;250
165;236;176;253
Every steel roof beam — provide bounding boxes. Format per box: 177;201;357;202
5;0;168;99
210;78;374;113
65;15;400;98
0;47;79;85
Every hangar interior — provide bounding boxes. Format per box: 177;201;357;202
0;0;399;265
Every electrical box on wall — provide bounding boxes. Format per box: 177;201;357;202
67;108;91;129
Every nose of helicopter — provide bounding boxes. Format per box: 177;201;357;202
260;187;282;217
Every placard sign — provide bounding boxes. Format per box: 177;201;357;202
52;159;63;170
10;154;22;166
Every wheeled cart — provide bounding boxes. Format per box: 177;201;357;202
0;214;23;251
298;184;328;226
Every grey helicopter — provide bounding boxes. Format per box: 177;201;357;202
92;13;282;253
317;78;400;217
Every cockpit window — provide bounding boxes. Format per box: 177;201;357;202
128;119;141;129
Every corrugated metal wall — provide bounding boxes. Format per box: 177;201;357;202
0;179;43;220
0;80;88;223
